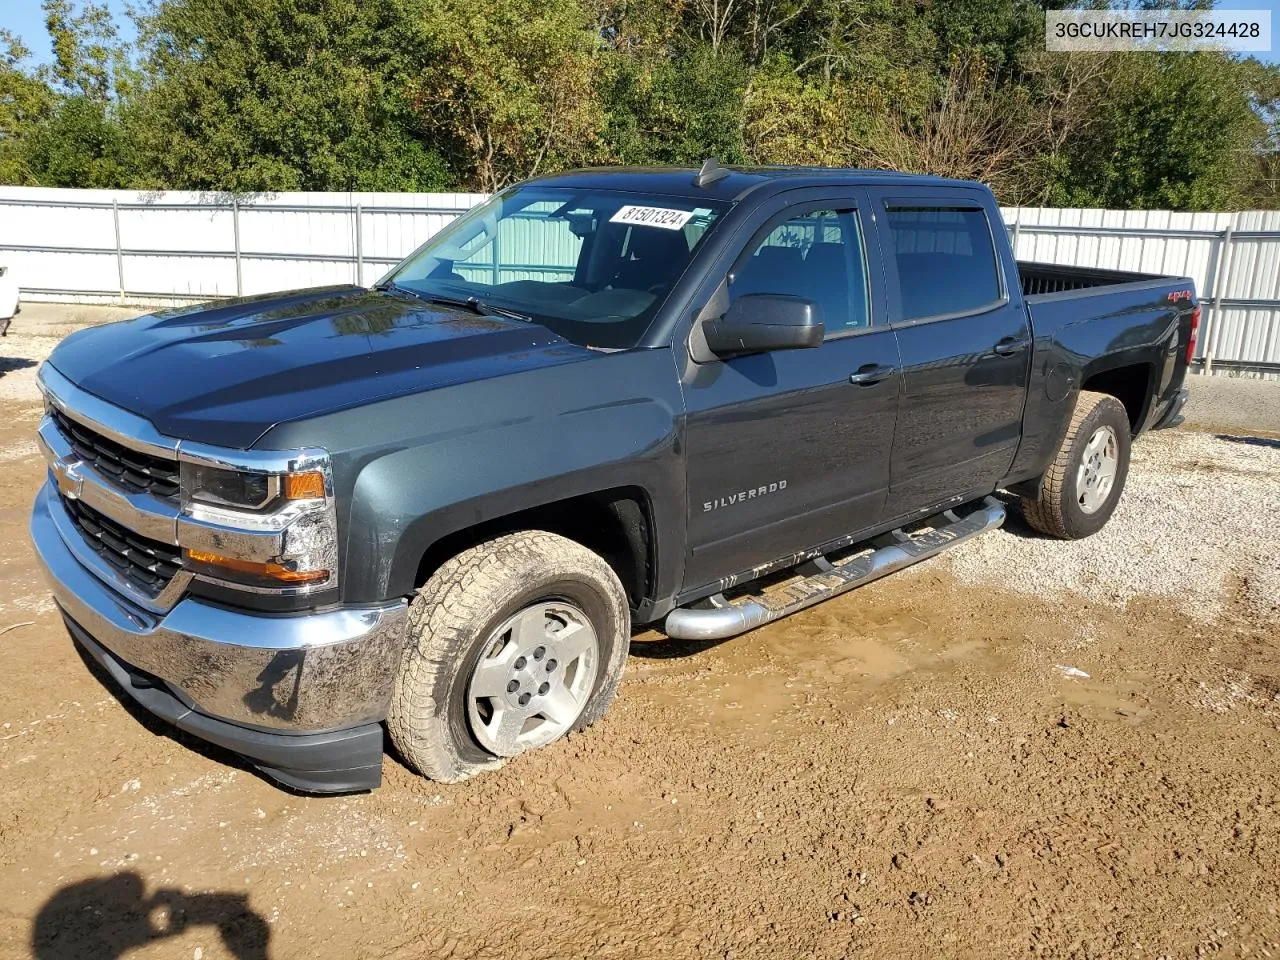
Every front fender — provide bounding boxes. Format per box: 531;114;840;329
351;402;682;601
261;349;688;605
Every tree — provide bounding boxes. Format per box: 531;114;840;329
1045;53;1270;210
1;2;133;189
43;0;128;100
741;58;875;167
403;0;607;190
0;31;55;184
2;2;133;188
602;42;751;166
1235;57;1280;207
23;92;131;187
129;0;451;192
858;55;1047;201
2;0;1279;209
923;0;1043;77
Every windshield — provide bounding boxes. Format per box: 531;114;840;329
382;187;729;349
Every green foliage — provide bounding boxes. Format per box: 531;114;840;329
1047;54;1270;209
1237;58;1280;206
602;43;750;166
127;0;451;191
0;0;1277;211
42;0;127;100
23;93;132;187
0;30;55;184
741;59;875;167
401;0;606;189
923;0;1043;76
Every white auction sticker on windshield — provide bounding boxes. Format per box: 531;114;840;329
610;205;696;230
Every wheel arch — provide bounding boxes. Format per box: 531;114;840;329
1079;360;1156;434
411;487;658;616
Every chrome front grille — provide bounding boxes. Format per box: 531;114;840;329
37;364;193;611
60;495;183;596
51;408;181;500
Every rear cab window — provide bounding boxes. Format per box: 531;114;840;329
882;205;1003;321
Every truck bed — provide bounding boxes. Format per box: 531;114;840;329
1012;260;1195;453
1018;261;1166;300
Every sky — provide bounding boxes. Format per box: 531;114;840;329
3;0;1279;66
5;0;137;62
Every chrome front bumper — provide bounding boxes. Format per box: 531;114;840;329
31;483;408;736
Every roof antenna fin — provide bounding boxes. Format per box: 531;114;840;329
694;158;731;188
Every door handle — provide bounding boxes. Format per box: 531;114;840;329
849;364;896;385
993;337;1028;356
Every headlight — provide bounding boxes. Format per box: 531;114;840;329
177;447;337;593
181;461;328;510
182;462;276;509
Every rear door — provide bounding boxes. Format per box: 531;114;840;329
679;188;902;591
866;188;1031;518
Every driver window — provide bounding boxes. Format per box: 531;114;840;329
729;208;870;335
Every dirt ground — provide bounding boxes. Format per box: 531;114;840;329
1;314;1279;960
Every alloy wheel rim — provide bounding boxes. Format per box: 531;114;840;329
1076;424;1119;515
466;601;599;757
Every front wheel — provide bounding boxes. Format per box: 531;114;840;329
387;531;630;782
1021;390;1132;540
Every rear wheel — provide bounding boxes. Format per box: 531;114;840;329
1021;390;1132;540
388;531;630;782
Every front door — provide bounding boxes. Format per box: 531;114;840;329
866;189;1031;518
680;193;902;592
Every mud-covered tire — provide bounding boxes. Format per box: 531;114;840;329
387;531;630;783
1021;389;1132;540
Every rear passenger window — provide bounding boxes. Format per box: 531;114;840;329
729;209;870;335
884;206;1001;320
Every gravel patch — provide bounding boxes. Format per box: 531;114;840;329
1184;373;1280;436
7;301;150;338
0;438;38;461
943;429;1280;623
0;335;53;405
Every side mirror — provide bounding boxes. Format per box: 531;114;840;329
702;294;824;358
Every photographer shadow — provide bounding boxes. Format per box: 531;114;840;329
0;357;36;375
32;872;270;960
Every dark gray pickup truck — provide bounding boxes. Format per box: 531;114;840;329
30;164;1197;792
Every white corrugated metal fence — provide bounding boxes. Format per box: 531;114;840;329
1005;206;1280;374
0;186;485;301
2;186;1277;372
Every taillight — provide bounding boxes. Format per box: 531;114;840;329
1186;305;1200;365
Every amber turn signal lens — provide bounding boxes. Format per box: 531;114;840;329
283;470;326;500
185;548;329;584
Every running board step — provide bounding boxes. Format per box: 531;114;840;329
663;496;1005;642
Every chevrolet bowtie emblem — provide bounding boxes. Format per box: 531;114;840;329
52;460;83;500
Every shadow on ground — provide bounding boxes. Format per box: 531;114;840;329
0;357;36;375
630;632;730;660
631;493;1053;661
68;626;340;797
1216;433;1280;450
32;872;270;959
987;491;1064;541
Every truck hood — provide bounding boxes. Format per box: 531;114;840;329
46;286;593;449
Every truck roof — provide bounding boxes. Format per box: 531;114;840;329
523;165;990;203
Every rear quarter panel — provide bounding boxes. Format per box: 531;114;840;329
1007;279;1195;484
